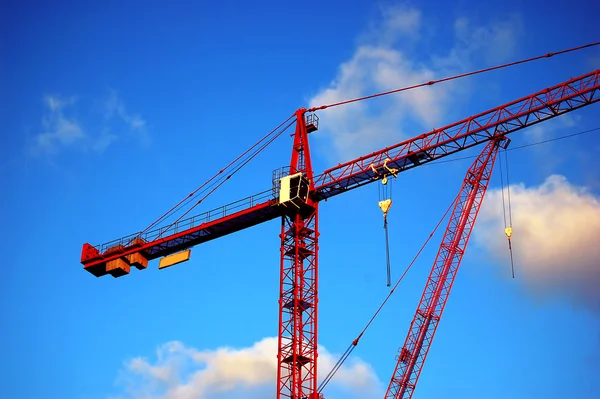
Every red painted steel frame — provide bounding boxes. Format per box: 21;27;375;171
81;69;599;277
313;69;600;201
385;138;504;399
277;109;319;399
78;69;600;399
278;209;319;399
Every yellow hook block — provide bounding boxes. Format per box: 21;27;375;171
505;227;513;239
379;199;392;217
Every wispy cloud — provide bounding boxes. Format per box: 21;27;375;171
30;91;148;157
308;5;523;162
451;13;523;65
92;131;119;153
525;113;581;141
475;175;600;310
105;89;148;131
102;89;150;149
111;337;382;399
31;95;86;156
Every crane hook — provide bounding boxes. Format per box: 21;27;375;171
379;199;392;218
505;227;515;278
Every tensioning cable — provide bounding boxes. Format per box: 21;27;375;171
318;192;459;393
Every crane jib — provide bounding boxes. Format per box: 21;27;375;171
81;69;599;278
81;69;599;279
313;69;600;201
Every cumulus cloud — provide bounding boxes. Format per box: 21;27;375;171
308;5;523;162
475;175;600;309
113;337;382;399
308;46;449;161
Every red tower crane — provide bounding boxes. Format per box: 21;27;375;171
81;68;600;399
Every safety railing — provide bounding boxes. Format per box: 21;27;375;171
97;188;275;254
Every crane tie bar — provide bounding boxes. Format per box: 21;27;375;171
307;41;600;112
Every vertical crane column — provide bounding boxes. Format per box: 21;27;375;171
385;136;508;399
277;109;320;399
278;209;319;399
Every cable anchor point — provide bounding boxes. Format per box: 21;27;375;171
370;158;398;185
383;158;398;179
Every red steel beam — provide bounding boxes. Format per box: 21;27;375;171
277;109;319;399
81;194;282;277
313;69;600;200
81;70;599;278
385;137;504;399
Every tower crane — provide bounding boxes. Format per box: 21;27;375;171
81;66;600;399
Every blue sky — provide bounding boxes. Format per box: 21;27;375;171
2;1;600;399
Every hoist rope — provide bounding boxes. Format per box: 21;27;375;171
137;112;296;238
498;150;516;278
318;192;459;393
504;150;514;228
378;178;393;287
499;153;508;231
307;42;600;112
503;150;516;278
384;217;391;287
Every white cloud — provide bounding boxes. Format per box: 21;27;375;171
475;175;600;309
105;89;148;131
113;337;382;399
525;113;581;141
360;4;422;47
45;94;76;112
92;132;119;153
309;46;449;161
30;91;149;157
452;14;523;65
382;6;420;34
308;5;523;162
31;95;86;155
103;89;150;148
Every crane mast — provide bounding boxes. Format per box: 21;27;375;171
385;137;506;398
277;109;320;399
